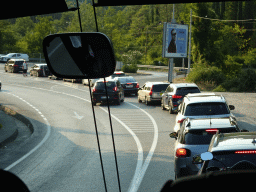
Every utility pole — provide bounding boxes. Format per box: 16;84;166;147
187;9;192;74
168;4;177;83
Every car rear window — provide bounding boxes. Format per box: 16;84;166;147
207;152;256;170
184;102;229;116
152;84;169;92
15;61;24;65
111;73;125;78
184;128;238;144
176;87;200;96
95;82;116;89
118;77;136;83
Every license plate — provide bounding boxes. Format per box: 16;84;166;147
101;96;109;99
153;93;159;97
126;85;133;88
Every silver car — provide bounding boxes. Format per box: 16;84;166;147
138;81;170;105
170;117;241;179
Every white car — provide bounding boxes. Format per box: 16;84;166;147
0;53;29;63
174;93;236;132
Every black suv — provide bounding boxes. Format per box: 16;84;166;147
4;59;27;73
161;83;200;114
114;76;139;95
92;79;124;105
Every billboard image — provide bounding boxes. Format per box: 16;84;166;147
162;23;188;58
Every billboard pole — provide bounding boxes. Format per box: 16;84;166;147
169;4;177;83
187;9;192;74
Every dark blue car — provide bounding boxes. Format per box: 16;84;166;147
161;83;200;114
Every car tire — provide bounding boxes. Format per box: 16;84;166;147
116;97;121;105
138;96;142;103
169;102;174;114
161;99;166;110
145;97;150;106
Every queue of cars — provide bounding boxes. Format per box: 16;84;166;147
2;60;256;178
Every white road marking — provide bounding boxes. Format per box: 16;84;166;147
4;83;158;192
73;111;84;120
3;93;51;171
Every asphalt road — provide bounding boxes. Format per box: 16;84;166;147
0;66;255;192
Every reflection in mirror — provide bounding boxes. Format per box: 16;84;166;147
201;152;213;161
169;132;178;139
43;32;116;79
192;155;203;164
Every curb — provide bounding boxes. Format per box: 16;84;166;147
0;105;34;147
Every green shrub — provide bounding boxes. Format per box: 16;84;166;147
186;65;225;85
121;64;138;73
237;68;256;92
221;69;256;92
213;85;226;92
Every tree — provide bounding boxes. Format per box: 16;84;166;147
25;16;54;54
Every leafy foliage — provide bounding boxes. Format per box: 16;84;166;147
0;2;255;84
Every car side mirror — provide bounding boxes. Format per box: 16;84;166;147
43;32;116;79
169;132;178;139
192;155;203;164
229;105;235;110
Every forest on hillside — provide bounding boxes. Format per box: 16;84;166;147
1;1;256;91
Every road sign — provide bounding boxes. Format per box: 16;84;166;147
162;23;188;58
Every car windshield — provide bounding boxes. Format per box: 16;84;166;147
185;102;230;116
0;1;255;192
176;87;200;96
95;81;116;89
184;128;238;144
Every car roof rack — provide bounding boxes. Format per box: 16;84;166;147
185;93;225;101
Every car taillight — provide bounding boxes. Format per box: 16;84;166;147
172;95;182;99
177;118;185;123
14;65;18;67
92;87;97;93
149;86;153;96
235;150;256;154
206;129;219;134
113;86;118;91
136;83;139;88
176;148;190;157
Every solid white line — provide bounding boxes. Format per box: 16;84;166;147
5;83;158;192
99;107;144;190
127;102;158;192
3;93;51;171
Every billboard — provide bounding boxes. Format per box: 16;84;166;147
162;23;188;58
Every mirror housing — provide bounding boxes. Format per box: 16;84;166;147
43;32;116;79
201;152;213;161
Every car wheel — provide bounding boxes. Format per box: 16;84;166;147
145;97;150;106
169;103;174;114
116;97;121;105
161;99;166;110
138;96;142;103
